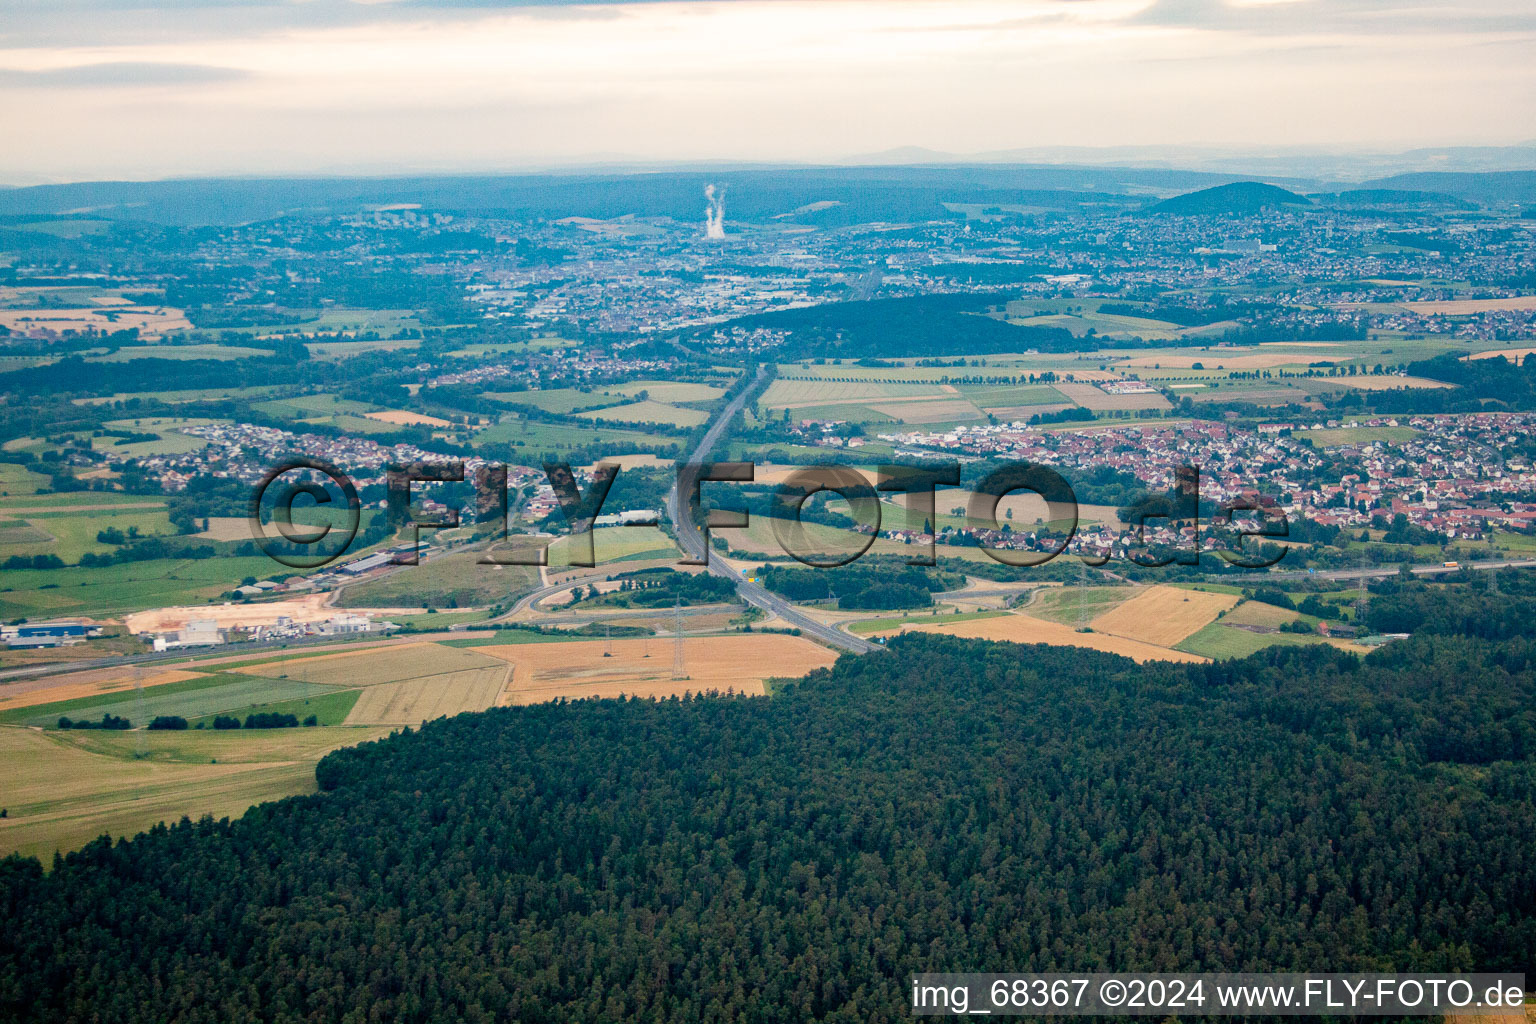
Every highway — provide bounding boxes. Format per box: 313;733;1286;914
666;367;880;655
1250;557;1536;583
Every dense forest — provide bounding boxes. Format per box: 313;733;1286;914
753;557;966;610
3;625;1534;1022
718;294;1088;358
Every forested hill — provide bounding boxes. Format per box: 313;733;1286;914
1150;181;1312;215
3;632;1535;1022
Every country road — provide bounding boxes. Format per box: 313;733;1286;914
665;367;880;655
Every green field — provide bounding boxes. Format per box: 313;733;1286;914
488;382;720;424
0;724;390;862
473;416;680;454
1294;426;1420;447
0;492;168;511
336;548;541;609
545;525;676;567
0;555;295;619
298;412;408;435
445;336;578;358
768;402;899;425
1174;623;1345;660
73;384;288;406
846;609;1007;635
94;416;221;458
0;463;50;495
0;671;345;729
89;344;271;362
613;380;724;403
186;686;362;728
389;610;496;630
307;339;422;360
0;506;178;563
486;387;639;415
578;400;709;428
1026;585;1136;625
956;383;1071;409
254;394;380;418
760;376;1071;427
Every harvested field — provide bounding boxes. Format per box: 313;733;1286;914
1054;382;1171;412
581;453;673;472
1363;295;1536;315
0;306;192;339
983;403;1075;420
1337;375;1454;390
191;516;253;541
881;612;1208;664
344;665;508;724
752;463;878;486
247;642;504;687
761;379;942;404
867;398;982;423
1089;585;1239;647
577;400;708;427
569;610;742;634
364;409;453;427
477;633;838;704
1468;346;1536;362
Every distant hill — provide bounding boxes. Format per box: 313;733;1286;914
1314;188;1476;211
4;165;1530;227
1356;170;1536;206
0;166;1306;227
1150;181;1312;215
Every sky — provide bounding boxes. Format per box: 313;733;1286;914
0;0;1533;183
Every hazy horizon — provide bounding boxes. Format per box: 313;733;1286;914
2;0;1534;185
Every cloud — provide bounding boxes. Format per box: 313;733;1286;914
1128;0;1536;35
0;61;250;86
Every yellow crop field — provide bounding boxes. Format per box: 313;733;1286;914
344;666;509;725
1089;585;1239;647
1468;345;1536;362
1342;375;1454;390
478;633;839;704
1394;295;1536;314
249;642;505;686
1054;381;1172;411
1220;600;1300;628
364;409;453;427
881;611;1208;664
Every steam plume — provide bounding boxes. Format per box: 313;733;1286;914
704;184;726;239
